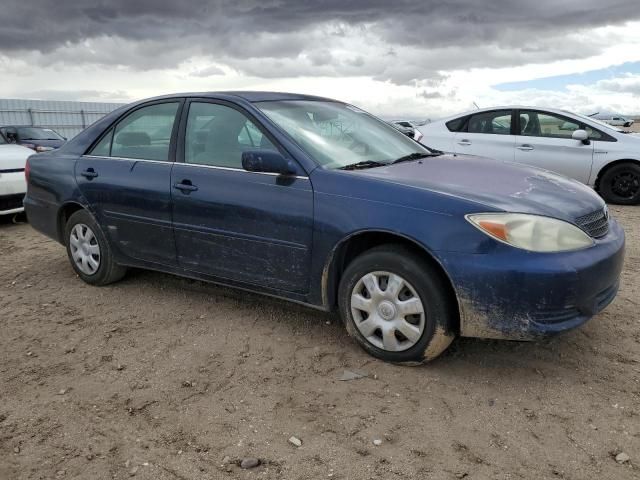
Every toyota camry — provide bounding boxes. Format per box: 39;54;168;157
24;92;625;363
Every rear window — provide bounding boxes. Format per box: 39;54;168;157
445;116;467;132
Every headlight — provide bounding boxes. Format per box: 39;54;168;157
466;213;594;252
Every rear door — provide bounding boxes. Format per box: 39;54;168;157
453;109;516;162
170;100;314;293
76;100;182;266
514;110;594;183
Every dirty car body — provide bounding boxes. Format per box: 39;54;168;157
24;92;625;358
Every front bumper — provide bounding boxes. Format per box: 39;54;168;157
0;172;26;215
440;219;625;340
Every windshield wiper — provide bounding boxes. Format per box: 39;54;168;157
391;152;440;164
338;160;388;170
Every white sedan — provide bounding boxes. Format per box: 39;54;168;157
418;106;640;204
0;134;33;215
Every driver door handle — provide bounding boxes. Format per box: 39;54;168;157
517;144;534;151
173;180;198;193
80;168;99;179
457;139;472;146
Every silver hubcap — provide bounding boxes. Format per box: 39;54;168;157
350;271;425;352
69;223;100;275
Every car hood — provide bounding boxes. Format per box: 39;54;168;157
20;139;65;149
0;144;32;169
354;154;605;222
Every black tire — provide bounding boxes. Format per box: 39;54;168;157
338;244;455;364
64;209;127;285
599;162;640;205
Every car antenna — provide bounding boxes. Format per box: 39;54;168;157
473;102;480;110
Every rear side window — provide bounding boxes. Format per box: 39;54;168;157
445;117;466;132
89;102;180;161
468;110;512;135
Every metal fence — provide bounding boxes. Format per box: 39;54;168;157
0;99;125;140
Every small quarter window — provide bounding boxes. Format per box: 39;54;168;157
90;129;113;156
445;117;466;132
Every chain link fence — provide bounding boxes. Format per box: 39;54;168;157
0;99;124;140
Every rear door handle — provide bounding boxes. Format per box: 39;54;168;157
80;168;98;179
173;181;198;193
517;145;534;151
457;139;472;146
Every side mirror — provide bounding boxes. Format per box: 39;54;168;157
572;129;590;145
241;150;296;175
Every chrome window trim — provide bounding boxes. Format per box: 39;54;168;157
81;155;309;180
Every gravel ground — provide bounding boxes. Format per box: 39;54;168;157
1;206;639;480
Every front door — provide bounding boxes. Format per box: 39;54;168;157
76;101;182;266
170;100;314;293
514;110;594;184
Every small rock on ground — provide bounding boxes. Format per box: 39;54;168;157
289;436;303;447
240;457;260;469
616;452;630;464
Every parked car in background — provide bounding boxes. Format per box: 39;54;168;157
0;126;66;152
25;92;624;363
589;113;635;128
389;120;424;142
0;132;33;215
418;106;640;204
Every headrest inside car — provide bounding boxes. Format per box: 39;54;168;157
116;131;151;146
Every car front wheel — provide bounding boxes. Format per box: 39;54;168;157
64;209;126;285
338;245;455;364
599;162;640;205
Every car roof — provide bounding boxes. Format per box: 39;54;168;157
137;91;339;104
437;105;593;123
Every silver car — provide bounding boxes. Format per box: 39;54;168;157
418;106;640;204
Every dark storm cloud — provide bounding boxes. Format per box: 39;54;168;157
0;0;638;83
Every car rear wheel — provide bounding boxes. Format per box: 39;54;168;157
599;162;640;205
64;209;126;285
338;245;455;364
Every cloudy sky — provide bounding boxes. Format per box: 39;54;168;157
1;1;640;120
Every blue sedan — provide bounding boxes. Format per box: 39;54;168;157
24;92;625;363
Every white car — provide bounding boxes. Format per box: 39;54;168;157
590;113;635;128
418;106;640;204
0;134;33;215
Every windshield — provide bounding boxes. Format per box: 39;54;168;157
256;100;432;169
17;127;64;140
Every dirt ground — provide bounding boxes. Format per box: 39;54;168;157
1;206;638;480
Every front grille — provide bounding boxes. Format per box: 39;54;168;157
0;194;24;211
575;208;609;238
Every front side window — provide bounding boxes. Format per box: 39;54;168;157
256;100;432;169
184;102;276;168
96;102;180;161
519;110;583;139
